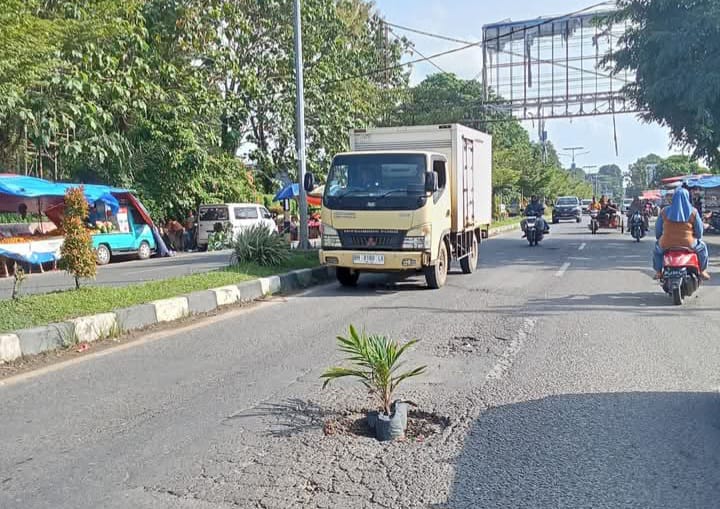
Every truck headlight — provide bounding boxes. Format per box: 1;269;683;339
322;225;341;248
403;224;431;250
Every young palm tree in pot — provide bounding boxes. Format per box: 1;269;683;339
321;325;427;441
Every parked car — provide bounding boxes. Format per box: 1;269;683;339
581;199;592;214
93;205;156;265
552;196;582;223
196;203;278;250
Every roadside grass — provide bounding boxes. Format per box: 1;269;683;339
0;252;318;333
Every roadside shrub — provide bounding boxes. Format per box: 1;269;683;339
230;224;289;267
60;187;96;289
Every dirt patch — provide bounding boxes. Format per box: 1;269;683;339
323;408;450;442
435;332;510;357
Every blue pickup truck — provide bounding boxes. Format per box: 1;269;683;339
92;204;156;265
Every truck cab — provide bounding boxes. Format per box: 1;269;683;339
315;124;492;289
92;203;156;265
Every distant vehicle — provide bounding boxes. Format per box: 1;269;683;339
621;198;633;213
93;204;156;265
581;199;592;214
196;203;277;251
507;200;522;216
552;196;582;223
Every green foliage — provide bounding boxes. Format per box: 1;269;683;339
321;325;427;415
207;223;234;252
1;0;401;216
606;0;720;168
59;187;96;288
0;252;318;332
230;224;289;267
625;153;706;197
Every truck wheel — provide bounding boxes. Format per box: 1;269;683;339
138;241;151;260
460;234;478;274
95;244;111;266
336;267;359;287
425;241;448;289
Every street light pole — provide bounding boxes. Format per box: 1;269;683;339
293;0;309;249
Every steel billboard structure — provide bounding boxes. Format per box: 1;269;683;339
481;9;640;121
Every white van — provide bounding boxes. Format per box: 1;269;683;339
197;203;277;250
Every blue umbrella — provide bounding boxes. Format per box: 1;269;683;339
273;183;299;201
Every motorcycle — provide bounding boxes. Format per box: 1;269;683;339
629;211;645;242
709;210;720;233
523;214;544;246
589;210;599;234
662;248;701;305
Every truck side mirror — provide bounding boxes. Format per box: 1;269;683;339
303;173;315;193
425;171;438;193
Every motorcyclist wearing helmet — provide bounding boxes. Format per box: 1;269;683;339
522;195;549;237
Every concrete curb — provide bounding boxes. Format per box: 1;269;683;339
3;265;336;363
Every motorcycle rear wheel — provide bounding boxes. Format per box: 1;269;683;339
672;287;683;306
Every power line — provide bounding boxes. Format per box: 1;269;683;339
320;2;616;88
384;22;479;46
387;26;449;74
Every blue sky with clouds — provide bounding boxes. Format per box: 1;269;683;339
373;0;680;171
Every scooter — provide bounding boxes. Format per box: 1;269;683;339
629;211;646;242
524;214;544;246
662;247;702;305
589;210;599;234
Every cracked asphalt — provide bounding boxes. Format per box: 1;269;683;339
1;220;719;508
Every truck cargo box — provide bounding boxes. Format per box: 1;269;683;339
349;124;492;233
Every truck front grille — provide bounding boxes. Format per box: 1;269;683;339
338;230;406;250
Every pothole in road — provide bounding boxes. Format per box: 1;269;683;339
435;332;510;358
323;408;450;442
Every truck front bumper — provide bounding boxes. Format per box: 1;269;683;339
320;250;428;271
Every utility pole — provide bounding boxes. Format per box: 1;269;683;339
293;0;309;249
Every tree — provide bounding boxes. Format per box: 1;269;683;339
626;154;664;197
606;1;720;167
597;164;624;199
60;187;96;289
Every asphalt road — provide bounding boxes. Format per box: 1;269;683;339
0;250;233;299
1;219;719;508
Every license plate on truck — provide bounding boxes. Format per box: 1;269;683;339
353;254;385;265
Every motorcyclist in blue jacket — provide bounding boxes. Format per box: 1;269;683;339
522;195;549;237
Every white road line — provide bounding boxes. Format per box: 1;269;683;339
486;318;536;381
578;243;586;251
555;262;571;277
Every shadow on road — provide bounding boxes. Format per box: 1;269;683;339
446;391;720;509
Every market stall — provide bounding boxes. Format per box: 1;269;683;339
273;183;322;239
0;174;158;274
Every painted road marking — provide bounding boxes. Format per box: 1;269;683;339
555;262;571;277
486;318;536;381
579;243;586;251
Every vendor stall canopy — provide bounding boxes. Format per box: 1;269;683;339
0;174;127;215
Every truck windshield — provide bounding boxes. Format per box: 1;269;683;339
324;154;427;210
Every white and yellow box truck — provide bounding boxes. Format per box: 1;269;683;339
309;124;492;289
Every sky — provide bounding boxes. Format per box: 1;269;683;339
373;0;681;172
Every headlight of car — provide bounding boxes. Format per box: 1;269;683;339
403;224;431;250
322;225;341;248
